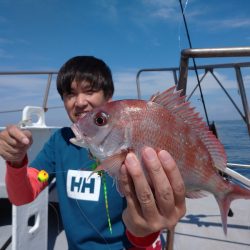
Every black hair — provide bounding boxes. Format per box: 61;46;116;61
56;56;114;100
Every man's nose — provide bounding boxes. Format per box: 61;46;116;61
75;93;88;107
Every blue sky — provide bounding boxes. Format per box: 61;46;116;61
0;0;250;127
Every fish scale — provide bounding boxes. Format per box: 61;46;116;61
70;85;250;234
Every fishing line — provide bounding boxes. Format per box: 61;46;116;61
40;157;112;248
45;159;96;175
75;199;112;250
178;0;210;126
178;0;189;52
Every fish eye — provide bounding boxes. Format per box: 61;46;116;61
94;112;108;126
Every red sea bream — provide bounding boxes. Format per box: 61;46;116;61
70;85;250;234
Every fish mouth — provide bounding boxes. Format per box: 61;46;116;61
71;123;83;139
70;123;89;147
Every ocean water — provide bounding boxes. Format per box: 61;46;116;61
215;120;250;178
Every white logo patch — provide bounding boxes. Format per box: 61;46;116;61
67;170;101;201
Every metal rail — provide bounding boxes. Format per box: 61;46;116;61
227;163;250;169
136;47;250;186
136;47;250;135
177;47;250;93
136;62;250;99
0;71;57;113
177;47;250;134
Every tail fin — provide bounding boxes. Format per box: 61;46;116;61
215;183;250;235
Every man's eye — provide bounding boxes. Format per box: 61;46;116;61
94;112;109;126
65;92;76;98
85;91;94;95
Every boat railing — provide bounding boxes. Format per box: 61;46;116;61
178;47;250;135
136;47;250;135
225;163;250;187
136;46;250;187
1;47;250;130
0;71;58;115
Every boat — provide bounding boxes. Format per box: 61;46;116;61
0;47;250;250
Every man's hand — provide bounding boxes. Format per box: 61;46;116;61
120;147;186;237
0;125;32;167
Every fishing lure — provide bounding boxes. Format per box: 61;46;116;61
37;169;49;182
90;159;112;234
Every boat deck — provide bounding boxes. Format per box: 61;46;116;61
169;194;250;250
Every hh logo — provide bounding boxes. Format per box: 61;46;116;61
67;170;101;201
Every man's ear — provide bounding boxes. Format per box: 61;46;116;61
107;98;112;103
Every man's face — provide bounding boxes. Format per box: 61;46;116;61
63;80;110;123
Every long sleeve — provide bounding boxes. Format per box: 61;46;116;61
5;155;48;206
126;230;161;249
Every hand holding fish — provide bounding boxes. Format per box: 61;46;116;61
0;125;32;167
119;147;186;237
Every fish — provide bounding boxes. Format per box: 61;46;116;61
70;85;250;234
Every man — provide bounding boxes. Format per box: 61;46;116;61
0;56;186;249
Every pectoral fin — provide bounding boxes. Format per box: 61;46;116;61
94;149;129;179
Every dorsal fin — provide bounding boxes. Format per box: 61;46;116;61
149;85;227;172
150;85;185;110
